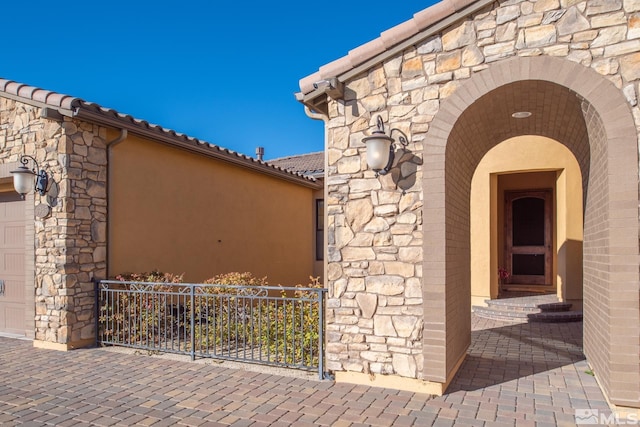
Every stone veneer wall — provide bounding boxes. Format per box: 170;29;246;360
324;0;640;386
0;98;107;347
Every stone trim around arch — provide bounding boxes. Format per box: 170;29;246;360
422;56;640;407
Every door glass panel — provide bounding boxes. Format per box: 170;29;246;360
512;197;545;246
512;254;545;276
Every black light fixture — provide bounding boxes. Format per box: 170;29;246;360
362;115;409;176
10;155;49;199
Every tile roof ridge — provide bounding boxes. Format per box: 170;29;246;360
0;78;85;110
268;151;325;162
298;0;477;95
0;77;320;187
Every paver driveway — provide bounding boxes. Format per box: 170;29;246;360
0;315;610;426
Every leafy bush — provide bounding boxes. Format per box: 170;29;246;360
98;271;324;369
99;271;186;348
191;272;269;352
203;272;268;287
260;276;323;366
115;271;184;283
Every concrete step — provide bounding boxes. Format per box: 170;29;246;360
472;306;531;322
473;295;582;323
485;298;573;314
526;310;583;322
472;305;583;323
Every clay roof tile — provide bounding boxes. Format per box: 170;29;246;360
31;89;51;104
298;0;482;95
43;92;66;107
428;1;458;23
299;71;323;94
380;19;419;49
17;85;37;99
319;58;352;81
0;77;319;187
348;39;385;67
59;96;80;110
5;81;23;96
452;0;476;10
268;151;325;178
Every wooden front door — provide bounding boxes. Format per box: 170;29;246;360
504;190;553;289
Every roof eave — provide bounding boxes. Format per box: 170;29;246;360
295;90;329;116
72;106;323;190
0;78;321;190
295;0;494;110
0;90;75;118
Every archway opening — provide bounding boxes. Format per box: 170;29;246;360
426;79;593;386
470;136;584;308
423;58;639;406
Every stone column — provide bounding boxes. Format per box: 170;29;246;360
0;98;107;349
33;118;108;349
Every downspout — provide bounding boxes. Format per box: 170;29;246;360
91;127;127;347
303;105;329;262
303;103;331;379
303;105;329;267
304;105;327;122
107;129;128;148
105;129;128;280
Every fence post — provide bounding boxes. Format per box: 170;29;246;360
318;288;325;380
94;278;100;348
190;285;195;361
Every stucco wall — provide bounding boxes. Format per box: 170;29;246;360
470;136;584;307
109;133;316;286
322;0;640;401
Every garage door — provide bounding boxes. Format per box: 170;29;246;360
0;192;27;335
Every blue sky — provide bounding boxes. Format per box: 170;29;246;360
3;1;436;160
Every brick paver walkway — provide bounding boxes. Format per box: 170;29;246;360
0;315;610;426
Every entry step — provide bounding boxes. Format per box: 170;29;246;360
473;295;582;323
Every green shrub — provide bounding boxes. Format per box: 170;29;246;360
191;272;269;353
260;277;323;366
99;271;324;368
203;272;268;287
98;271;186;348
115;271;184;283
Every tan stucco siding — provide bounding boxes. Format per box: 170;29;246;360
109;134;315;286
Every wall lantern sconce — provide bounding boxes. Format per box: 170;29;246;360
362;115;409;176
10;155;49;199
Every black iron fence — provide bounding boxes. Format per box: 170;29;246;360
96;280;327;379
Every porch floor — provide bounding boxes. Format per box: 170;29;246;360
0;314;609;426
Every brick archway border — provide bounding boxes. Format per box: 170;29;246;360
422;56;640;407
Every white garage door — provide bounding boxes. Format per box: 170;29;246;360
0;192;27;335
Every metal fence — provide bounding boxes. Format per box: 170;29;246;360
96;280;327;379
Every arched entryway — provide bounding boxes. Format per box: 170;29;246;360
470;136;584;307
422;56;640;407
